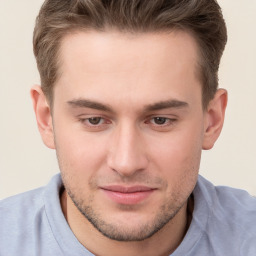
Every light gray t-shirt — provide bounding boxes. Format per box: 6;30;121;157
0;174;256;256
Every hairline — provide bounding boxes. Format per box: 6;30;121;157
47;27;208;110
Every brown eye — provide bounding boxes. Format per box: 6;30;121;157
88;117;102;125
153;117;167;125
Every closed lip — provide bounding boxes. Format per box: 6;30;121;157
100;185;156;193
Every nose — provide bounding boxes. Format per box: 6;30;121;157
107;122;149;177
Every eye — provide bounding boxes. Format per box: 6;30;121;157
152;117;168;125
149;117;174;126
88;117;103;125
145;116;177;131
78;116;111;130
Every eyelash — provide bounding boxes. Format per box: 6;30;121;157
78;117;110;129
78;116;177;131
146;117;176;126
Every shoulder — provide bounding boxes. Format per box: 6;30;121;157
0;187;46;240
197;175;256;222
0;174;62;229
0;174;64;256
0;186;45;219
194;176;256;253
0;174;62;218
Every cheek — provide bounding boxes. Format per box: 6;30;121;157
150;134;201;201
148;123;204;180
54;127;108;179
55;133;110;201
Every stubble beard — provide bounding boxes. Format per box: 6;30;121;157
56;142;197;242
64;181;188;242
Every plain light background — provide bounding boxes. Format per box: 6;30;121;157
0;1;255;199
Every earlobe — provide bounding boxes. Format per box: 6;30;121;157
30;85;55;149
202;89;228;150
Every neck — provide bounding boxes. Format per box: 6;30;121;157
61;190;193;256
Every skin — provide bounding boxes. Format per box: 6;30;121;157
31;30;227;256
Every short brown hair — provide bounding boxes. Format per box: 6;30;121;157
33;0;227;108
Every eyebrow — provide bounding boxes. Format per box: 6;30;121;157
68;99;113;112
144;99;189;112
67;98;189;112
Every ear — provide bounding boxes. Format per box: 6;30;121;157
30;85;55;149
203;89;228;150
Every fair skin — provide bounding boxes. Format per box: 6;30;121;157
31;30;227;256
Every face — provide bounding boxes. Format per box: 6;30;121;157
51;30;206;241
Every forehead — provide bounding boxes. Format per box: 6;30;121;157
55;30;202;109
59;29;200;72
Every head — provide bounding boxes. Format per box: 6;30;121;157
33;0;227;109
31;0;228;248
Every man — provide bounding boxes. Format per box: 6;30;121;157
0;0;255;255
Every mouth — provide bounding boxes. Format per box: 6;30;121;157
100;185;156;205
